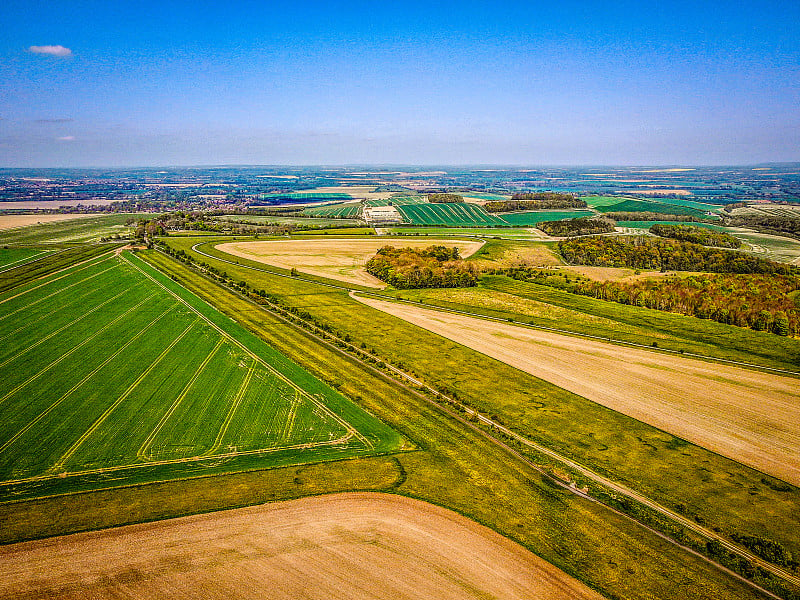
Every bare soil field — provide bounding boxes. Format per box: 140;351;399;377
0;493;603;600
558;265;691;282
0;214;97;230
216;238;484;288
353;294;800;485
299;185;395;200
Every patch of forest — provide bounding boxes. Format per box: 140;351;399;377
500;267;799;336
427;193;464;203
484;193;586;212
649;223;741;248
365;245;478;288
537;217;616;237
559;236;795;275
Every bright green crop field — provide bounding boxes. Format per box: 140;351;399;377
395;202;508;226
0;248;52;270
301;202;363;218
0;250;399;501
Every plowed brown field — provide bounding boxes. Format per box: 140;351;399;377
0;493;603;600
353;294;800;486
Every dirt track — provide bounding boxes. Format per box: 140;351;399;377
353;294;800;486
0;493;602;600
217;238;483;288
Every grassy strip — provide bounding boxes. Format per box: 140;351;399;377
138;249;783;600
167;236;800;563
481;275;800;370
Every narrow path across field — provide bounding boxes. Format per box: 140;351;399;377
0;493;604;600
353;293;800;486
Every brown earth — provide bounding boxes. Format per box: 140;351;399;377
0;493;603;600
353;294;800;486
0;214;96;230
216;238;484;288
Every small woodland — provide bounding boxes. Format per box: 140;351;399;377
538;217;616;237
484;193;586;212
427;193;464;203
365;245;478;288
502;267;799;336
559;236;794;275
649;223;742;248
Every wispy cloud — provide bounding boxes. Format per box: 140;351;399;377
56;136;75;141
27;45;72;58
36;118;74;124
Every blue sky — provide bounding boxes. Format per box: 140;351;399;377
1;0;798;166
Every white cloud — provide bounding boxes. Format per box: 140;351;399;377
56;136;75;141
28;45;72;58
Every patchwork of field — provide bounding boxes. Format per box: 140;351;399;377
0;213;97;230
216;214;363;227
215;238;484;287
0;493;603;600
386;226;551;239
0;251;397;500
352;294;800;486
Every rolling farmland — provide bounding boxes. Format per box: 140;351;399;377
0;249;398;500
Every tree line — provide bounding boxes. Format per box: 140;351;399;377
649;223;741;248
427;193;464;203
485;193;586;212
365;245;478;288
606;211;704;223
538;217;615;237
559;236;795;275
500;267;798;336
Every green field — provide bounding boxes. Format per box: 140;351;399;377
0;248;52;270
364;196;428;207
260;193;352;201
582;195;722;213
217;214;363;227
0;250;399;500
500;210;597;225
616;220;727;231
387;227;546;239
594;199;710;217
395;202;508;226
301;202;363;218
0;214;148;245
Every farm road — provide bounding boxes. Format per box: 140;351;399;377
352;293;800;487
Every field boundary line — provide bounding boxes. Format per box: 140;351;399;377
0;305;174;458
0;281;117;345
137;336;224;462
51;320;198;472
192;240;800;377
0;253;115;305
0;250;55;274
0;294;158;407
0;262;117;323
0;287;130;370
123;251;362;444
202;361;256;456
281;391;300;444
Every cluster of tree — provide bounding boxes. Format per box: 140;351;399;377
722;215;800;239
605;211;702;223
427;193;464;203
365;245;477;288
538;217;616;237
558;236;796;275
649;223;741;248
730;534;797;570
502;267;798;336
485;193;585;212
